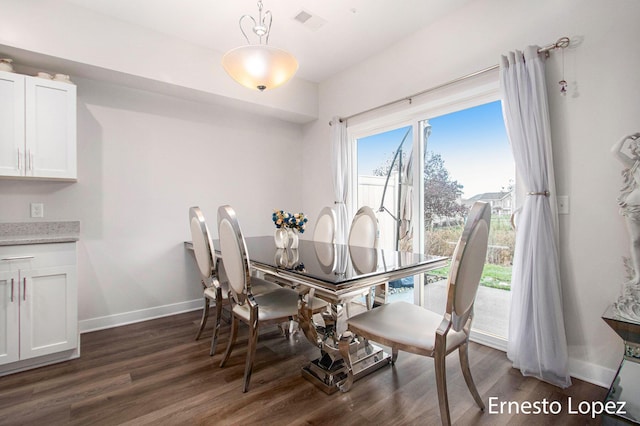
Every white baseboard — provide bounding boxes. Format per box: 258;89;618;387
568;357;617;389
470;329;508;352
79;299;203;334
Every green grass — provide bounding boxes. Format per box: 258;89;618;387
428;263;512;291
424;217;515;291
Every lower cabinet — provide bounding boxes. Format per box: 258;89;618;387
0;243;78;372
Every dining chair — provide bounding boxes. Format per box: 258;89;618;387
188;206;280;356
347;206;383;308
189;207;224;345
313;206;337;244
340;201;491;426
217;204;325;392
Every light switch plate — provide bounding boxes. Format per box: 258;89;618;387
557;196;569;215
30;202;44;218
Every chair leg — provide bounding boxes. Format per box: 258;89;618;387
195;297;210;340
373;283;388;307
391;347;399;364
365;288;374;310
459;342;485;410
434;351;451;426
210;292;224;356
243;321;260;393
220;315;238;368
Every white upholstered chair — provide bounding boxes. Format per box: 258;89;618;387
189;207;224;346
188;206;279;356
341;201;491;426
348;206;384;308
217;205;325;392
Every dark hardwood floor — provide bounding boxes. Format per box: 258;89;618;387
0;310;607;425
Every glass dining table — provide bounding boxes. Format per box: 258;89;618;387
186;236;448;394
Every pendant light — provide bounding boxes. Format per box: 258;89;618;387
222;1;298;91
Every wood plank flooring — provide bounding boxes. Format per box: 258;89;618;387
0;310;608;425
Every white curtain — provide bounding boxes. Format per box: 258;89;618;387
500;46;571;388
331;117;350;244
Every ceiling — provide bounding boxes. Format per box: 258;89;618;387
62;0;472;83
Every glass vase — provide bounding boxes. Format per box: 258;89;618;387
287;228;299;249
274;228;289;249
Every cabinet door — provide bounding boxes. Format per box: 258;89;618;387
19;266;78;360
25;78;76;179
0;71;25;177
0;271;19;365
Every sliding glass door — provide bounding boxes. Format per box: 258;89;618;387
420;100;513;348
350;92;513;349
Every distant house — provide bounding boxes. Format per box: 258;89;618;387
464;191;513;216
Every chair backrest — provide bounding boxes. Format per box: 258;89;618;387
446;201;491;331
217;205;251;305
313;206;336;244
348;206;379;249
189;207;216;285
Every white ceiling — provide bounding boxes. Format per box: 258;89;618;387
62;0;472;83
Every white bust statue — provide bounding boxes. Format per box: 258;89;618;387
612;132;640;321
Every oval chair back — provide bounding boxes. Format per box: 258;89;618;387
348;206;379;249
313;206;337;244
217;205;251;306
189;206;216;284
446;201;491;332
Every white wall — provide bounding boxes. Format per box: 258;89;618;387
302;0;640;386
0;77;304;328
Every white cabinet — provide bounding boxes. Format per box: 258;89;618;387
0;72;24;178
0;270;19;364
0;71;76;180
0;243;78;369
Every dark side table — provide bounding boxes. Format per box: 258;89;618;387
602;305;640;424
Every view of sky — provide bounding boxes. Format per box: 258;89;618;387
357;100;514;199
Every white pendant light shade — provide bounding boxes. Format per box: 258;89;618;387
222;45;298;91
222;1;298;92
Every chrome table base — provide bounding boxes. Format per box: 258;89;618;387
297;290;393;394
301;334;391;394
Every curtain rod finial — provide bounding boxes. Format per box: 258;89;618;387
556;37;570;49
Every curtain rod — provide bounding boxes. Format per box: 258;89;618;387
330;36;570;126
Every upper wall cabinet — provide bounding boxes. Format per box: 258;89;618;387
0;71;77;180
